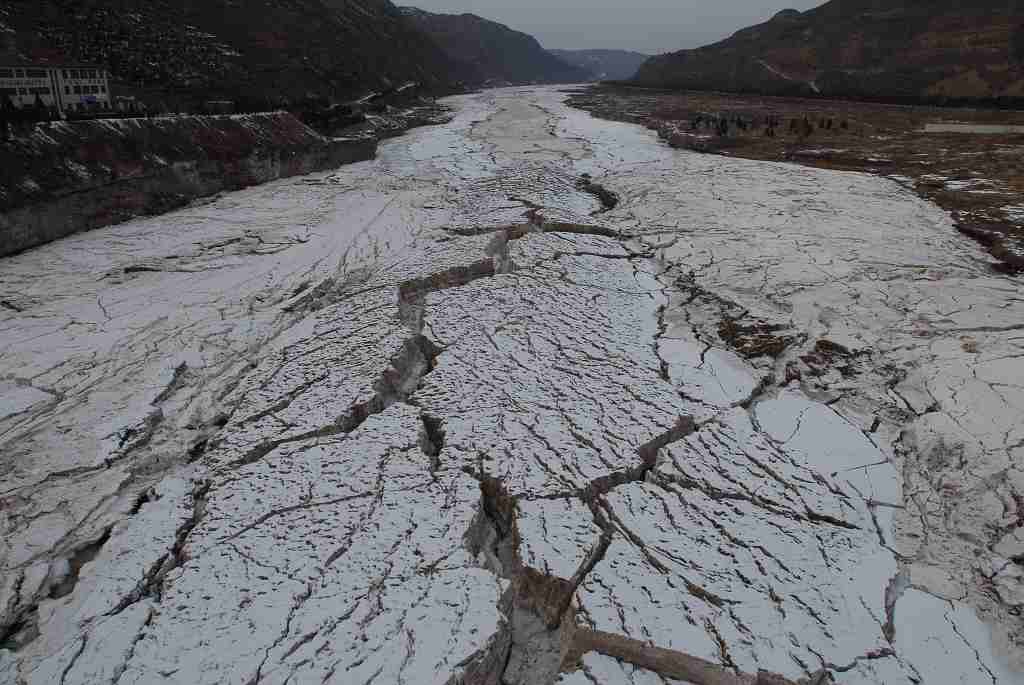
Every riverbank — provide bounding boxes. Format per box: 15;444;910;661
0;103;450;257
567;84;1024;273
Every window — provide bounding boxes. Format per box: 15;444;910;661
70;69;79;79
63;69;69;79
100;85;106;93
0;69;12;78
73;85;81;94
65;85;70;94
27;69;46;78
18;88;26;95
15;69;24;78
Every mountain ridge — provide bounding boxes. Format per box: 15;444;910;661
400;7;592;85
0;0;473;107
632;0;1024;101
549;49;649;82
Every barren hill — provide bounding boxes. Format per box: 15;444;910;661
0;0;473;107
549;49;649;82
633;0;1024;101
400;7;592;85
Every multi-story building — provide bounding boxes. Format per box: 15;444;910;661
0;63;111;114
0;64;55;109
54;65;112;113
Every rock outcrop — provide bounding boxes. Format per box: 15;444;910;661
400;7;592;85
633;0;1024;102
0;113;375;256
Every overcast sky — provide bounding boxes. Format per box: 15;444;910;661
407;0;826;54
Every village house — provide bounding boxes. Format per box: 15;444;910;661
0;63;111;113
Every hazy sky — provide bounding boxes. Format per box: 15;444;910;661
407;0;826;54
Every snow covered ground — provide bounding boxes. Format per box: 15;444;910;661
2;86;1023;684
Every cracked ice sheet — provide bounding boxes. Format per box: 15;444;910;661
517;497;604;579
756;387;902;505
552;89;1024;676
0;382;52;421
415;233;688;497
2;85;1021;685
0;94;505;641
891;589;1018;684
576;408;903;680
0;472;198;684
658;336;762;419
119;405;505;685
448;163;601;235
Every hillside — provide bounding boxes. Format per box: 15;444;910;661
633;0;1024;101
0;0;473;107
549;49;649;82
400;7;591;85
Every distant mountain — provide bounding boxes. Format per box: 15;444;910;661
400;8;591;85
549;49;649;82
633;1;1024;101
0;0;473;107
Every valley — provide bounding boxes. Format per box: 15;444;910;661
1;86;1022;685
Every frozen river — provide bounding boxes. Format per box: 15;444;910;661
2;86;1024;684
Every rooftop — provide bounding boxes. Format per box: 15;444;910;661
0;62;107;70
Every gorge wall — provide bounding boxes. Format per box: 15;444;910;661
0;113;375;257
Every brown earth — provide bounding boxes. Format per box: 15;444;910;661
567;85;1024;273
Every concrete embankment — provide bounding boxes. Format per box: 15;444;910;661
0;113;376;256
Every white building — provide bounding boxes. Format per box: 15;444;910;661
54;65;112;113
0;63;111;113
0;65;54;109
